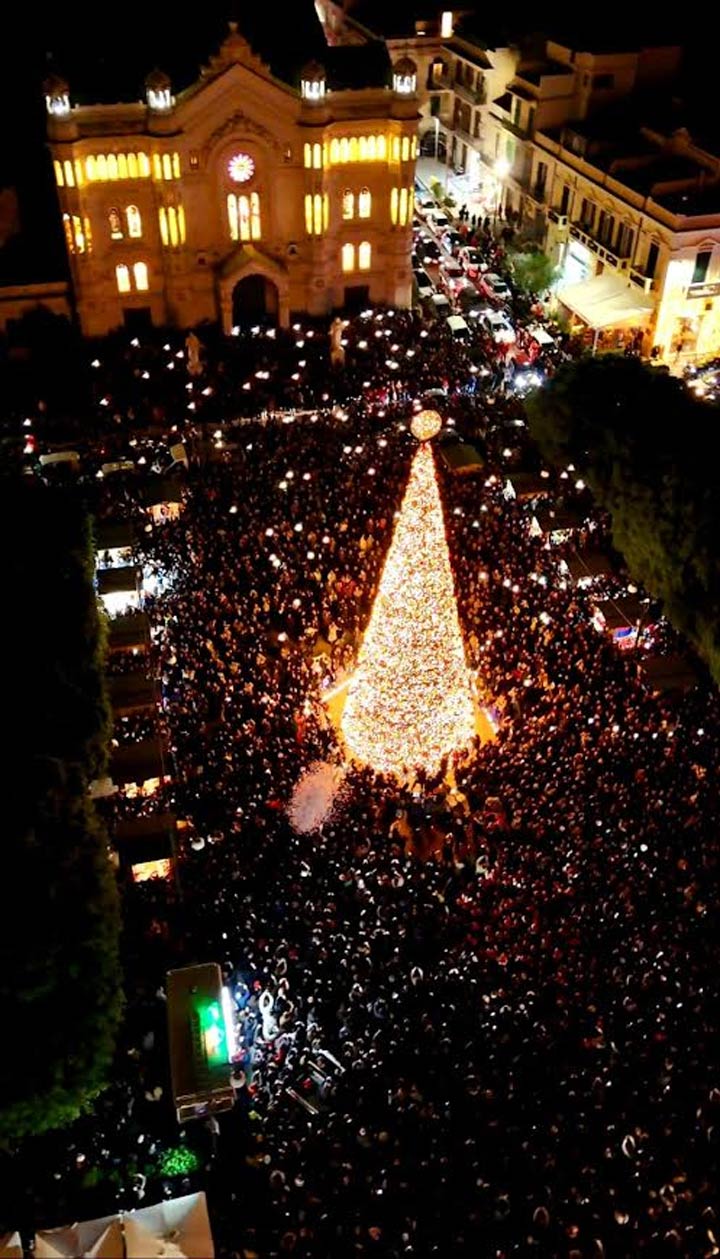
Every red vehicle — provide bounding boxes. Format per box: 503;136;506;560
478;272;512;304
439;259;468;299
458;246;485;280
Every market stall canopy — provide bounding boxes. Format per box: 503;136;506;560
439;441;485;474
34;1216;123;1258
97;566;140;598
123;1193;214;1259
108;612;150;653
557;273;655;330
143;477;184;508
114;811;177;866
0;1234;22;1259
109;672;157;715
533;503;587;534
566;548;615;582
95;519;136;554
108;736;166;790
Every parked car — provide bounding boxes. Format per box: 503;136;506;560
415;234;442;265
446;314;471;342
479;271;512;303
439;259;467;299
426;292;452;317
426;209;451;232
417;198;437;219
413;268;434;299
458;246;485;280
476;308;516;344
440;229;464;255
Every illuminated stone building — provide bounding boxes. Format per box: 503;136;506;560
45;15;418;335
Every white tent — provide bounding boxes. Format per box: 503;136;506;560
0;1234;22;1259
557;272;655;330
123;1193;214;1259
34;1215;123;1258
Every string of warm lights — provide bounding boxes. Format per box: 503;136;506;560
341;438;478;778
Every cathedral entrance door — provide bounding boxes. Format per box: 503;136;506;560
231;274;279;326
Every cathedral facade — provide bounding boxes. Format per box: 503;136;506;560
45;22;418;336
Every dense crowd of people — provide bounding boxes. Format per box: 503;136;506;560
6;247;719;1259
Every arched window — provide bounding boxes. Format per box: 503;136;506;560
138;152;150;177
73;216;85;252
228;193;262;242
178;205;186;243
153;154;163;181
127;153;138;179
74;159;84;186
399;187;408;225
339;137;349;164
359;136;368;161
84;216;93;251
358;240;371;271
377;134;387;159
54;160;64;187
304;143;312;169
304;194;313;235
85;156;96;181
342;189;354;220
118;153;128;180
390;187;399;225
108;207;124;239
116;263;131;293
330;138;340;165
411;135;418;158
133;261;149;291
349;137;358;162
249;192;261;240
392;137;400;163
168;206;179;247
126;205;142;238
227;193;239;241
62;214;73;253
313;193;323;235
162;154;173;181
313;142;322;169
323;193;329;230
341;243;355;273
63;159;75;187
96;154;108;181
172;152;180;178
358;187;371;218
107;154;118;180
366;135;376;160
159;206;169;246
401;136;410;162
409;187;415;219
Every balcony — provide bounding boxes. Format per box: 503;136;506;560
569;224;630;271
629;269;656;293
453;79;486;106
491;113;529;141
548;207;568;227
428;71;452;92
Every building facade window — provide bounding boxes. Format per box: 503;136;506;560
390;188;399;225
133;261;149;291
645;241;659;278
227;192;261;242
358;241;371;270
109;208;124;239
116;264;131;293
341;243;355;272
126;205;142;238
692;249;712;285
342;189;355;220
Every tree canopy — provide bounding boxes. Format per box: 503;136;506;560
526;354;720;682
0;483;122;1144
508;247;558;296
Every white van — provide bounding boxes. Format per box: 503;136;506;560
446;314;470;342
39;450;80;468
428;292;451;317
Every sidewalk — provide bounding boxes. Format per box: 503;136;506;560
416;157;495;223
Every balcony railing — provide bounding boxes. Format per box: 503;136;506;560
629;269;656;292
569;223;631;270
492;113;529;140
453;79;486;106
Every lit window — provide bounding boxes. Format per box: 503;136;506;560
377;135;387;159
54;160;64;187
162;154;172;181
228;193;238;241
411;135;418;158
304;194;313;235
367;135;376;161
340;137;349;164
85;156;96;181
358;241;371;270
440;10;453;38
84;216;92;252
116;264;131;293
359;137;368;161
64;160;75;188
330;138;340;164
323;192;329;230
342;189;355;220
390;187;399;225
399;187;408;225
172;152;180;178
138;152;150;178
313;192;323;235
133;261;149;291
118;153;128;180
349;137;358;162
96;155;108;181
401;136;410;162
409;187;415;218
392;137;400;163
153;154;162;181
63;214;73;253
341;242;355;273
107;154;118;180
74;159;84;186
159;206;169;246
189;152;199;170
109;208;124;239
168;206;179;247
358;187;371;218
228;152;255;183
323;142;328;167
127;153;138;179
178;205;186;243
304;143;312;169
227;193;261;241
73;215;85;253
250;192;261;240
313;142;322;169
126;205;142;238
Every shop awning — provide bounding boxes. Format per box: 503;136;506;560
557;273;655;329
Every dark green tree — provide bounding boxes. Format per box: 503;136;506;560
526;354;720;682
508;248;558;296
0;485;122;1144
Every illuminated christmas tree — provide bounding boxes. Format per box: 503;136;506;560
341;413;479;778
